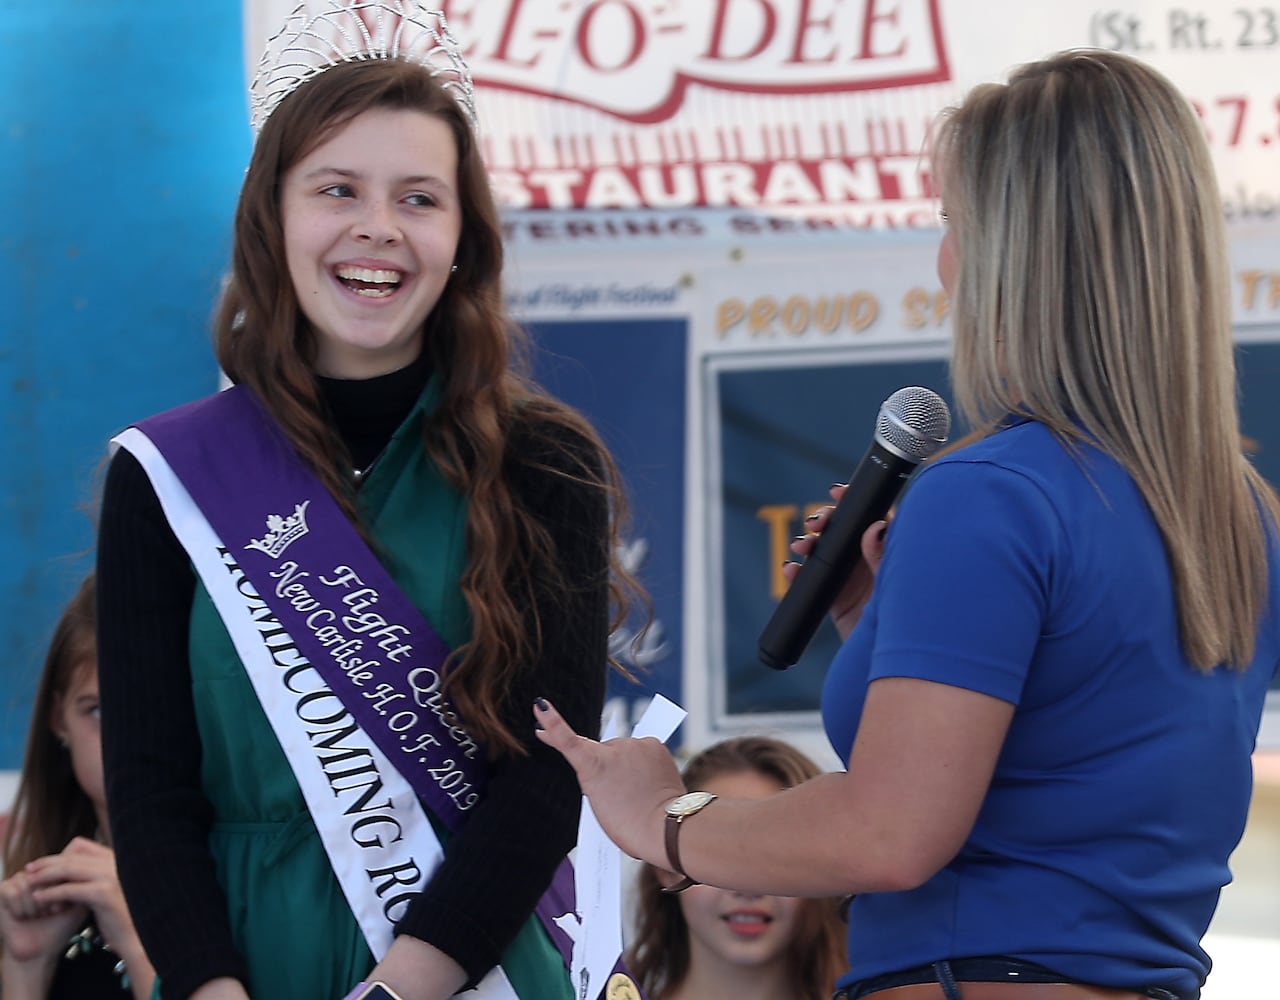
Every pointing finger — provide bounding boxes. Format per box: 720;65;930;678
533;697;602;779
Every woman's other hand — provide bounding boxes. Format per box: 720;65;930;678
532;699;683;869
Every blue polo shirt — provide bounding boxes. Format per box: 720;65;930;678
822;418;1279;997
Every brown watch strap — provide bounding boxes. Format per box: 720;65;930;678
662;813;698;893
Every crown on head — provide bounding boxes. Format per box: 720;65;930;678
249;1;476;132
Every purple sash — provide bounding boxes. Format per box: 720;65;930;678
133;386;645;999
138;385;485;830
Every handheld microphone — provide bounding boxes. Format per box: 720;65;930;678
757;386;952;671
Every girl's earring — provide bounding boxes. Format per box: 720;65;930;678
450;264;459;274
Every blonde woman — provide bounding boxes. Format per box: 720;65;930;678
536;49;1280;1000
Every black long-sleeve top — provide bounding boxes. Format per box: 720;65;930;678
97;361;609;999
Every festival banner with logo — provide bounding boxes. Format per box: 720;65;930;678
247;0;1280;227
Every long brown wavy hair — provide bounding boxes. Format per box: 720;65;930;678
3;575;99;874
626;737;848;999
212;58;643;757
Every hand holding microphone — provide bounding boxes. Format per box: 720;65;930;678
786;483;885;642
758;386;952;671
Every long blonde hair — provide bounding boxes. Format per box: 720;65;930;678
934;49;1278;670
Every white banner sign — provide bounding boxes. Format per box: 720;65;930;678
246;0;1280;223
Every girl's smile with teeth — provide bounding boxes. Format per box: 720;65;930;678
334;264;405;297
725;911;771;925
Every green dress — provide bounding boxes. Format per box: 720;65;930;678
169;387;573;1000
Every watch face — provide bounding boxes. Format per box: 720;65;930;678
667;790;717;817
355;987;402;1000
352;985;405;1000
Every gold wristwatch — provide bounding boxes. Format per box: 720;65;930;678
661;790;718;893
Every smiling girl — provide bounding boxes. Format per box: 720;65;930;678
626;737;847;1000
95;6;641;1000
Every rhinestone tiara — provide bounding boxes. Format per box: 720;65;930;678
249;1;477;132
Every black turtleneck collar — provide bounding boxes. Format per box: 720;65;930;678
316;351;433;472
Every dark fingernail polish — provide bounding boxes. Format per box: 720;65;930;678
877;525;887;540
535;697;549;711
806;512;821;521
534;719;544;731
782;559;800;569
793;534;807;542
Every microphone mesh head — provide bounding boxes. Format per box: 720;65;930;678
875;386;952;463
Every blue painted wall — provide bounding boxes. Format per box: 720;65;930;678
0;1;249;765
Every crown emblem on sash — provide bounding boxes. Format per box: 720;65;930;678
246;501;312;558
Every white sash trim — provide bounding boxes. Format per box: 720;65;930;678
116;428;518;999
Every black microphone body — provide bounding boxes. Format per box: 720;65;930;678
758;387;951;671
757;443;916;671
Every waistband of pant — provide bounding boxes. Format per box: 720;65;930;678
839;984;1150;1000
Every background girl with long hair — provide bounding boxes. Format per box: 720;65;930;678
626;736;847;1000
1;575;155;999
